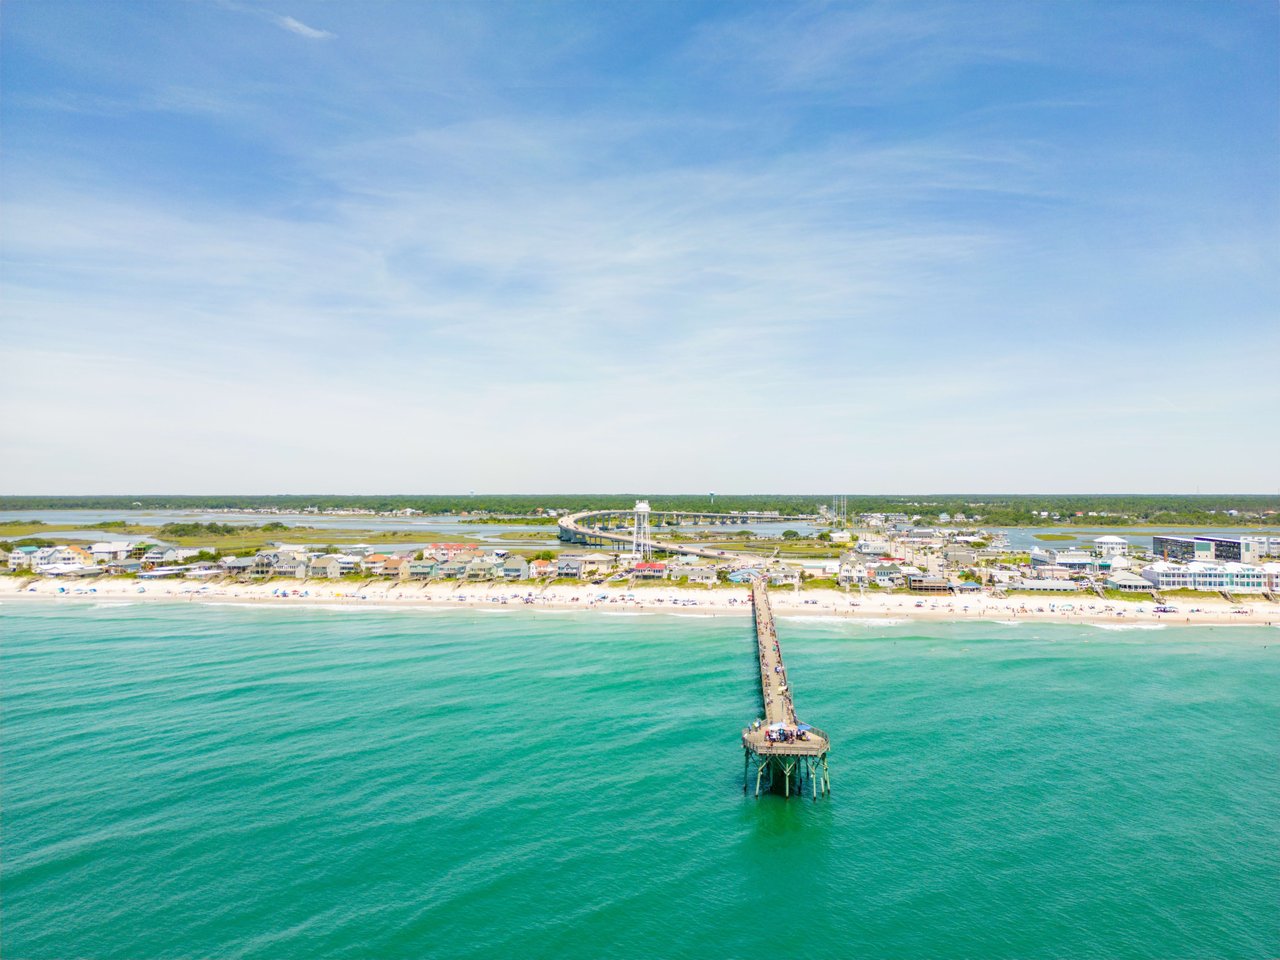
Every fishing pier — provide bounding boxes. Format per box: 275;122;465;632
742;579;830;799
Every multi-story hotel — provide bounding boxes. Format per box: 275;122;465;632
1140;561;1268;593
1151;535;1261;563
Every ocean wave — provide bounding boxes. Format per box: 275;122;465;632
1090;623;1168;631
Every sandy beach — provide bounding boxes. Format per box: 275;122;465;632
2;576;1276;627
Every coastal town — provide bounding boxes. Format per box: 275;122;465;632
5;504;1278;624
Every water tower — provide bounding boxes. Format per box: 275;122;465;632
632;500;653;560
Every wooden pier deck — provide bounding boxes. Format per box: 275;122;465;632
742;580;830;798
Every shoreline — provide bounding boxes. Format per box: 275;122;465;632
2;577;1277;628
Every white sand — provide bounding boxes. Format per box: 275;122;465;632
2;576;1276;627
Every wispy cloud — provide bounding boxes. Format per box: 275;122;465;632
210;1;336;41
272;14;333;40
1;0;1276;492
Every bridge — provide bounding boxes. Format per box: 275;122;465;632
556;507;817;566
742;579;830;799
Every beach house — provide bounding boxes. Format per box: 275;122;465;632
464;557;499;581
91;541;133;563
382;556;411;579
437;557;468;579
579;553;616;577
28;546;61;570
361;553;391;575
273;556;309;578
308;556;343;579
556;555;585;579
837;559;865;587
1103;570;1153;593
7;545;39;570
766;564;802;586
408;558;438;579
680;565;717;584
48;546;94;566
866;562;903;587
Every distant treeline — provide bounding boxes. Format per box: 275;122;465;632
0;494;826;514
2;494;1277;526
899;495;1279;527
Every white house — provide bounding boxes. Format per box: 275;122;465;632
1031;548;1096;571
47;546;94;566
273;557;309;578
1262;562;1280;591
24;546;59;570
680;565;717;584
1093;535;1129;557
143;547;202;565
837;560;866;587
90;541;134;563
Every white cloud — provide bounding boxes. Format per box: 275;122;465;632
272;14;333;40
3;1;1276;492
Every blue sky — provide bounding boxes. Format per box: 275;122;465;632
3;0;1277;494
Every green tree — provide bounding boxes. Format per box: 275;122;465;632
782;529;800;540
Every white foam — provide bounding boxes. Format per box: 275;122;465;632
1090;623;1167;631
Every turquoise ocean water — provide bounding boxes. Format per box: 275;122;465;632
3;603;1277;959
